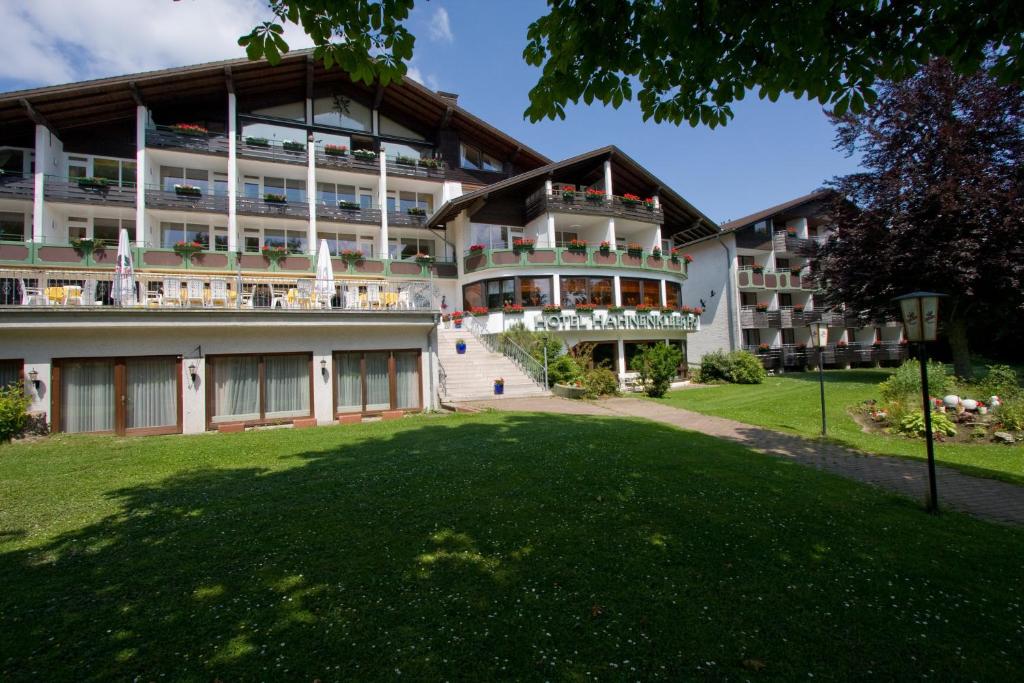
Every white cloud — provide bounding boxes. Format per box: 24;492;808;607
427;6;453;44
406;63;440;92
0;0;315;89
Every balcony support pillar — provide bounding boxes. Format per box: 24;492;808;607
379;144;389;259
32;125;50;243
603;159;613;197
227;92;238;253
616;338;626;377
605;217;616;248
659;280;667;308
135;105;147;246
306;134;316;254
546;212;556;248
552;272;561;308
613;275;622;307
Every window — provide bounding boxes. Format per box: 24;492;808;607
560;276;613;307
460;143;501;172
0;212;25;241
69;217;133;245
743;330;761;346
462;281;485;310
469;223;522;250
518;276;552;306
208;354;311;425
397;191;433;214
486;279;516;309
161;222;210;249
54;356;181;435
317;182;358;207
334;350;422;413
68;156;87;178
161;166;209;193
399;237;434;260
779;293;793;308
313;96;372;131
240;121;306;144
740;292;758;308
265;177;306;203
775;258;790;270
666;282;682;309
738;255;756;268
263;228;308;254
781;329;796;345
0;359;21;388
555;230;578;246
317;231;359;256
93;158;136;188
754;220;769;234
619;278;661;307
0;149;25;175
92;218;121;245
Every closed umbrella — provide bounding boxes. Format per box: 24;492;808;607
314;239;334;308
112;229;136;306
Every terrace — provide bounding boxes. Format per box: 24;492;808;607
463;245;687;277
525;187;665;224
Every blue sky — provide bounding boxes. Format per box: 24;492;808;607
0;0;860;223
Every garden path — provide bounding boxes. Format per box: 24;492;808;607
460;396;1024;526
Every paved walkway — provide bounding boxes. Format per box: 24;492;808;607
460;396;1024;526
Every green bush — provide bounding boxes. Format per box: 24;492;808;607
547;355;583;387
501;323;563;366
630;342;684;397
879;359;952;404
581;366;620;398
895;410;958;438
998;397;1024;431
0;382;31;443
976;364;1021;400
698;350;766;385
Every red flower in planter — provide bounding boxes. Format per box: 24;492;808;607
755;303;769;312
503;304;524;313
599;240;611;251
585;187;605;199
468;307;490;316
468;243;485;252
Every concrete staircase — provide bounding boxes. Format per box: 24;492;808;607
437;327;549;402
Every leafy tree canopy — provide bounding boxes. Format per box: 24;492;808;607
241;1;1024;126
816;58;1024;378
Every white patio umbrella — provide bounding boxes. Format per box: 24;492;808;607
112;229;136;306
314;239;335;308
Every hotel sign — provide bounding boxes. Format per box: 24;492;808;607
534;313;698;332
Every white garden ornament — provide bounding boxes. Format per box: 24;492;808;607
942;395;960;408
961;398;979;411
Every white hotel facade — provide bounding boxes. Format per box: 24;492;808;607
0;51;717;436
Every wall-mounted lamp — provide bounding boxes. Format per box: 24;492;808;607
187;363;198;385
320;359;329;381
27;368;40;391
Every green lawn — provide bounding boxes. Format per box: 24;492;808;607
659;369;1024;485
2;413;1023;680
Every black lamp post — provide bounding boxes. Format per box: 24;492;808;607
893;291;947;514
807;321;828;436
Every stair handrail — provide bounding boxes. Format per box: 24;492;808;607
437;358;448;398
462;314;549;391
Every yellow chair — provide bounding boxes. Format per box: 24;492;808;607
45;286;65;305
63;285;83;305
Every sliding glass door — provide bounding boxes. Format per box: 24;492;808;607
208;354;312;426
334;350;422;414
54;357;181;435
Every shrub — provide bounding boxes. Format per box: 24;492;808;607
998;396;1024;431
879;359;952;404
547;355;582;387
895;410;957;438
581;366;619;398
0;382;31;443
976;364;1021;400
630;342;684;397
500;323;563;366
699;350;766;385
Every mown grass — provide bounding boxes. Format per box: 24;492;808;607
658;369;1024;485
1;412;1023;680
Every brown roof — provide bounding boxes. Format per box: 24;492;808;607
427;145;719;241
717;190;835;232
0;49;550;169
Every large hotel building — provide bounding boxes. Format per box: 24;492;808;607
0;51;723;436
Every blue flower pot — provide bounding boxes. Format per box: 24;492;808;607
494;383;504;395
456;342;466;354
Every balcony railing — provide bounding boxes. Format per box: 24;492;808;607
314;147;382;175
0;172;34;200
388;211;428;228
740;307;824;329
238;138;308;165
463;246;687;277
44;176;136;207
146;125;229;155
0;268;440;312
145;185;230;213
736;267;816;291
0;240;458;279
745;342;909;369
316;203;382;226
525;188;665;224
773;231;825;254
384;157;446;180
237;194;309;220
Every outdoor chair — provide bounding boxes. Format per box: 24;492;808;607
185;279;205;307
19;278;43;306
209;279;230;307
397;289;410;309
366;283;382;309
160;279;183;307
343;289;360;309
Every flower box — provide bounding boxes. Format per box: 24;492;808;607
608;306;625;314
643;197;656;210
467;307;489;316
419;158;444;169
174;184;202;197
468;244;485;253
77;177;111;190
786;227;797;236
263;193;287;204
407;207;427;216
574;304;596;314
70;237;105;254
512;238;535;252
621;193;642;206
173;240;204;256
585;188;605;202
560;188;576;201
542;304;562;313
340;249;364;261
172;123;208;136
282;141;305;152
650;248;663;259
261;245;288;262
503;304;524;314
793;305;805;313
751;265;765;274
599;241;611;254
758;344;771;353
244;136;270;147
324;144;348;157
567;239;587;252
338;200;361;211
626;242;643;256
635;304;656;313
414;253;434;263
395;155;418;166
755;303;769;312
352;150;377;161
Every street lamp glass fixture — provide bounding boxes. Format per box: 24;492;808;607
807;321;828;349
893;292;946;342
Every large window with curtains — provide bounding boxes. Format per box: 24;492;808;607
0;359;21;389
52;357;181;435
207;353;312;426
334;350;422;414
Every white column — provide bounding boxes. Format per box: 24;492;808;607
653;226;663;253
544;178;552;195
659;280;667;308
135;105;147;246
616;339;626;376
306;135;316;254
546;212;556;248
613;274;622;306
606;217;617;248
227;93;238;253
32;125;48;243
603;159;613;197
552;274;561;308
378;144;389;259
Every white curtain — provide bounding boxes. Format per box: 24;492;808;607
0;361;20;389
213;356;259;422
395;352;419;409
265;355;309;418
61;361;115;433
365;352;390;411
126;358;177;429
336;354;362;412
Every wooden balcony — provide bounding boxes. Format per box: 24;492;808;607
525;188;665;224
736;268;817;291
44;176;136;207
463;246;687;277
